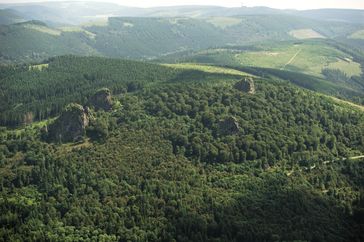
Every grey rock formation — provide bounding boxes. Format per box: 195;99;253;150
234;77;255;94
88;88;113;111
219;116;240;135
47;103;89;143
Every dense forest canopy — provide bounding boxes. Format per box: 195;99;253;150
1;55;364;241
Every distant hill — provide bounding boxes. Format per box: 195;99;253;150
0;14;362;63
1;2;364;25
298;9;364;24
0;9;26;25
0;20;99;63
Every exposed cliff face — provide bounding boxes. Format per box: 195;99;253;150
234;77;255;94
88;88;113;111
47;103;89;143
219;116;240;135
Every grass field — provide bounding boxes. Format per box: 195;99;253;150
349;30;364;39
327;96;364;112
206;17;242;29
24;24;61;36
29;63;49;71
81;19;108;27
163;63;253;76
59;26;96;39
233;42;362;77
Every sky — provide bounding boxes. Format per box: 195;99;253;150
0;0;364;10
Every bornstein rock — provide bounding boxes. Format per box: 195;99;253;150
88;88;113;111
47;103;89;143
219;116;240;135
234;77;255;94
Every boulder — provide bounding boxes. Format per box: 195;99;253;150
234;77;255;94
219;116;240;135
88;88;113;111
47;103;89;143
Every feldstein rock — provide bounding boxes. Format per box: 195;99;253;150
88;88;113;111
234;77;255;94
47;103;89;143
219;116;240;135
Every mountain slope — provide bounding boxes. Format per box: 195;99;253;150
0;21;99;63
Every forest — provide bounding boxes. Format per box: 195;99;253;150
0;56;363;241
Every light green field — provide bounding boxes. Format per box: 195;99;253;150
123;22;134;28
349;30;364;39
24;24;61;36
327;60;362;76
29;63;49;71
59;26;96;39
3;118;55;138
163;63;253;76
318;93;364;112
289;29;325;39
207;17;242;29
234;43;362;77
81;19;108;27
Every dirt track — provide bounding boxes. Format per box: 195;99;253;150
281;48;302;70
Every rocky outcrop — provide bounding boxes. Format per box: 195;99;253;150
47;103;89;143
219;116;240;135
88;88;113;111
234;77;255;94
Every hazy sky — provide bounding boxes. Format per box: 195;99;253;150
1;0;364;10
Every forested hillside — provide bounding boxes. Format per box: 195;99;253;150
0;56;363;241
0;56;199;126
